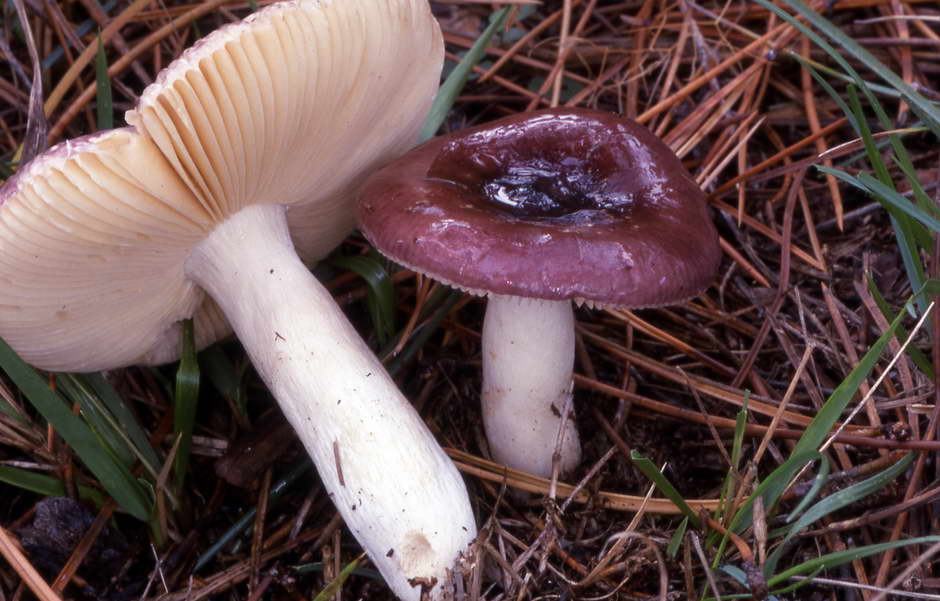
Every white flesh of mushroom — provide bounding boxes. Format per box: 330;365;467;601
187;204;475;599
481;294;581;478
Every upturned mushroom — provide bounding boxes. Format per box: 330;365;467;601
358;108;722;478
0;1;476;599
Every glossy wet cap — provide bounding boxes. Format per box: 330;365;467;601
358;107;722;307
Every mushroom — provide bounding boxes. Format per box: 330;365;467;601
358;108;722;478
0;1;477;599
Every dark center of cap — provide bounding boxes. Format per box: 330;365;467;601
428;113;638;222
358;108;722;307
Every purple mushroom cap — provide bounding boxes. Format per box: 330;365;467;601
358;108;722;307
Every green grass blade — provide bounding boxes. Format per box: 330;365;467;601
894;154;940;218
294;561;381;580
730;450;825;534
918;279;940;298
767;536;940;588
83;373;163;472
312;556;364;601
794;301;909;456
720;564;746;581
53;373;166;496
0;389;25;424
803;58;930;299
867;277;933;379
0;465;104;506
784;456;830;523
94;34;112;130
666;516;688;558
715;396;749;527
855;169;940;303
818;166;930;300
846;86;892;185
844;86;930;295
803;62;859;134
803;61;931;194
420;7;510;142
729;298;910;534
330;255;396;346
56;374;136;469
761;0;940;136
730;394;748;471
766;304;908;498
0;337;151;520
857;172;940;235
764;567;824;596
890;212;929;315
813;167;893;213
790;452;911;533
858;77;940;220
888;148;940;217
174;319;200;488
631;451;701;528
841;63;934;308
764;453;913;576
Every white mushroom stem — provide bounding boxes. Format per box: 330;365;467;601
185;204;475;601
481;294;581;478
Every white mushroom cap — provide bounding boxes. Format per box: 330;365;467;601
0;0;442;370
